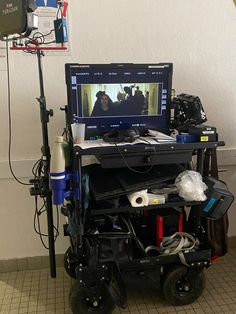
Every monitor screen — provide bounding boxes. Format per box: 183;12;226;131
65;63;173;136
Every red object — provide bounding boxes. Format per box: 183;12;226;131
10;47;67;51
62;1;69;17
156;212;184;247
211;255;219;264
156;216;163;247
178;213;183;232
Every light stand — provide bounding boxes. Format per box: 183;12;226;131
35;49;56;278
1;0;68;281
11;43;67;278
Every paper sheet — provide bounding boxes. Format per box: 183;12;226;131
148;129;176;142
74;137;160;150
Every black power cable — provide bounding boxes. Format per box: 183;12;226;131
34;196;60;250
115;138;157;174
31;157;60;248
6;39;31;186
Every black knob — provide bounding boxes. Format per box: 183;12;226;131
145;156;152;163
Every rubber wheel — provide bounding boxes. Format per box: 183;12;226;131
69;281;115;314
64;247;76;279
163;266;206;306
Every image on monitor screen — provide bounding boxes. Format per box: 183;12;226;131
81;83;160;117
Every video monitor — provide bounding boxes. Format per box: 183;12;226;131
65;63;173;136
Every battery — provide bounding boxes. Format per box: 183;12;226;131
54;18;68;43
189;125;218;142
176;134;198;143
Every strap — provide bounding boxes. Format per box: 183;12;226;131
145;245;160;254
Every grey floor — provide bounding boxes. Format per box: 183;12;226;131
0;248;236;314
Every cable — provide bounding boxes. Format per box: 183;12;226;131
56;4;63;19
33;197;60;249
31;157;60;246
22;29;55;54
6;39;31;186
115;138;156;174
34;196;49;249
55;205;60;241
31;157;59;247
43;40;56;45
32;159;43;177
160;232;199;266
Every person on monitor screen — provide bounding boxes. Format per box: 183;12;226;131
91;92;115;116
134;86;145;115
119;85;144;115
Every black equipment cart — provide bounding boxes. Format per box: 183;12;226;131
61;138;231;314
7;46;232;313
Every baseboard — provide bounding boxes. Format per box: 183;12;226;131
1;237;236;273
0;156;98;179
0;254;64;273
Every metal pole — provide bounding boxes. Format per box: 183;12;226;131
36;50;56;278
197;149;204;175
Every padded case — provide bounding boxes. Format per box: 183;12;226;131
200;177;234;220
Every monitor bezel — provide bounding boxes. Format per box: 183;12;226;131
65;63;173;135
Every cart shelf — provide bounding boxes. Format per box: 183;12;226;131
90;200;201;215
119;249;211;273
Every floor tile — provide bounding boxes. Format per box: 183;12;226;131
0;248;235;313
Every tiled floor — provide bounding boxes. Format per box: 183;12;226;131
0;248;236;314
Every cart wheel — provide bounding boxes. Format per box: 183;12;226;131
64;247;76;279
69;281;115;314
163;266;206;306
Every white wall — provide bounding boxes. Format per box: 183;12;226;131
220;167;236;240
0;0;236;259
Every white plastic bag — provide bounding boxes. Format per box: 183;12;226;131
175;170;208;202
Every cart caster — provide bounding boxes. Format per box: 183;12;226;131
162;266;206;306
69;281;115;314
64;247;76;279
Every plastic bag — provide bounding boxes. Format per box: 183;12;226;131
175;170;207;202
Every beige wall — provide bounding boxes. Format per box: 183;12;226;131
0;178;69;260
0;0;236;259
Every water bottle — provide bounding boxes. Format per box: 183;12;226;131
62;138;70;168
50;136;66;205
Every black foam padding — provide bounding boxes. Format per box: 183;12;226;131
87;164;183;201
117;164;182;192
87;165;124;201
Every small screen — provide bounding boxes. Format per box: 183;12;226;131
66;64;173;135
